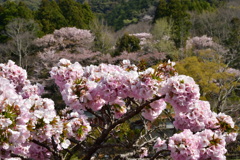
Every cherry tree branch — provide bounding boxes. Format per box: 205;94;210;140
32;139;62;160
150;150;170;160
86;108;104;122
10;153;33;160
82;95;165;160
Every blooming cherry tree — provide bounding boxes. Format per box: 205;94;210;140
0;59;238;160
34;27;94;51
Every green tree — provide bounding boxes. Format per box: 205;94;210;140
115;34;140;55
225;17;240;69
153;0;169;22
0;1;33;42
35;0;67;34
82;3;95;28
168;0;191;48
58;0;94;29
154;0;191;48
151;18;178;60
17;1;34;19
90;18;115;54
106;0;157;30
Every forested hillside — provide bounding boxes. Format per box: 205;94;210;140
0;0;230;30
81;0;228;30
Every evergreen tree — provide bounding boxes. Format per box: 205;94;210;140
115;34;140;55
154;0;169;22
35;0;67;34
106;0;157;30
58;0;94;29
82;3;95;28
0;1;33;42
169;0;191;48
17;1;34;19
154;0;191;48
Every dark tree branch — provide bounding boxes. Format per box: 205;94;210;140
86;108;104;122
11;153;33;160
150;150;170;160
82;95;165;160
32;140;54;153
32;139;62;160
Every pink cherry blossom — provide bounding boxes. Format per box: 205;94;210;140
160;75;200;113
142;99;166;121
153;137;167;152
197;129;227;160
139;147;148;158
173;100;219;132
0;60;29;92
168;129;201;160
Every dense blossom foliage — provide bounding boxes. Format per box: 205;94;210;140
186;35;215;50
130;33;153;46
34;27;94;50
0;59;238;159
173;100;218;132
161;75;200;113
0;60;90;159
185;35;227;54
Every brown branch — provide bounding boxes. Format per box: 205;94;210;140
150;150;170;160
32;139;54;153
31;139;62;160
101;143;126;148
113;150;137;160
10;153;33;160
82;95;165;160
86;108;104;122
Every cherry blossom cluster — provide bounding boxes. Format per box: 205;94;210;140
61;109;91;142
54;27;94;44
161;75;200;113
0;60;43;98
185;35;227;54
153;128;233;160
34;34;56;49
0;86;61;159
141;99;166;121
0;77;29;158
186;35;215;50
154;60;177;81
168;129;201;160
0;60;29;92
130;33;153;46
20;84;44;99
167;129;227;160
173;100;218;132
51;59;237;135
34;27;94;50
0;61;91;159
153;137;167;152
51;59;169;119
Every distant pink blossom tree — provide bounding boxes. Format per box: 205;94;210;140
186;35;227;55
34;27;94;51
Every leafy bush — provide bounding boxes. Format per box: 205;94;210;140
115;34;140;55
